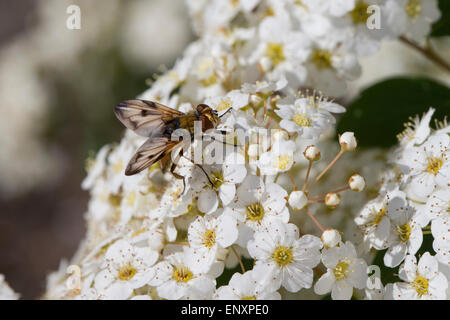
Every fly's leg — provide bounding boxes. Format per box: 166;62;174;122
213;130;243;148
169;149;187;197
170;162;186;197
180;153;214;188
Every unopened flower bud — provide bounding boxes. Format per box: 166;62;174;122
321;228;341;248
289;190;308;210
325;192;341;208
303;145;321;161
339;132;357;151
349;174;365;192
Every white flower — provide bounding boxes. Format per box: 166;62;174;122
151;175;194;219
397;108;434;148
430;195;450;265
398;133;449;202
392;253;448;300
205;90;249;112
385;0;441;42
339;132;357;151
288;190;308;210
188;213;238;272
384;203;422;268
127;217;172;252
94;240;159;300
275;97;334;139
304;31;361;96
341;0;389;56
215;270;281;300
258;139;296;175
193;152;247;213
152;247;216;300
314;241;368;300
224;175;289;241
249;15;310;86
355;192;391;250
249;220;322;293
414;188;449;229
242;78;288;96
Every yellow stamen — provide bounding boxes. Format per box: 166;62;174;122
217;98;232;111
373;207;386;226
397;223;411;242
108;194;122;207
265;43;285;66
427;157;443;175
118;264;136;281
292;113;311;127
202;229;216;248
272;246;293;267
412;275;429;296
210;171;224;189
246;203;265;221
312;49;332;69
333;260;350;280
350;1;370;24
405;0;422;19
275;155;291;170
173;266;193;283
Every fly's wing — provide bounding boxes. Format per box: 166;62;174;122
125;136;181;175
114;100;184;137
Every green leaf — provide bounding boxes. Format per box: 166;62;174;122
431;0;450;37
337;77;450;148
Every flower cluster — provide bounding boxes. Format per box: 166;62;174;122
357;108;449;300
40;0;447;301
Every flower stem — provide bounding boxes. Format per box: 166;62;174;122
302;160;312;192
287;172;298;191
304;208;325;232
308;199;324;203
399;36;450;73
231;246;246;274
310;185;350;199
167;241;189;246
308;150;344;190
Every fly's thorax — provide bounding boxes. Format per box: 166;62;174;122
196;104;220;132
